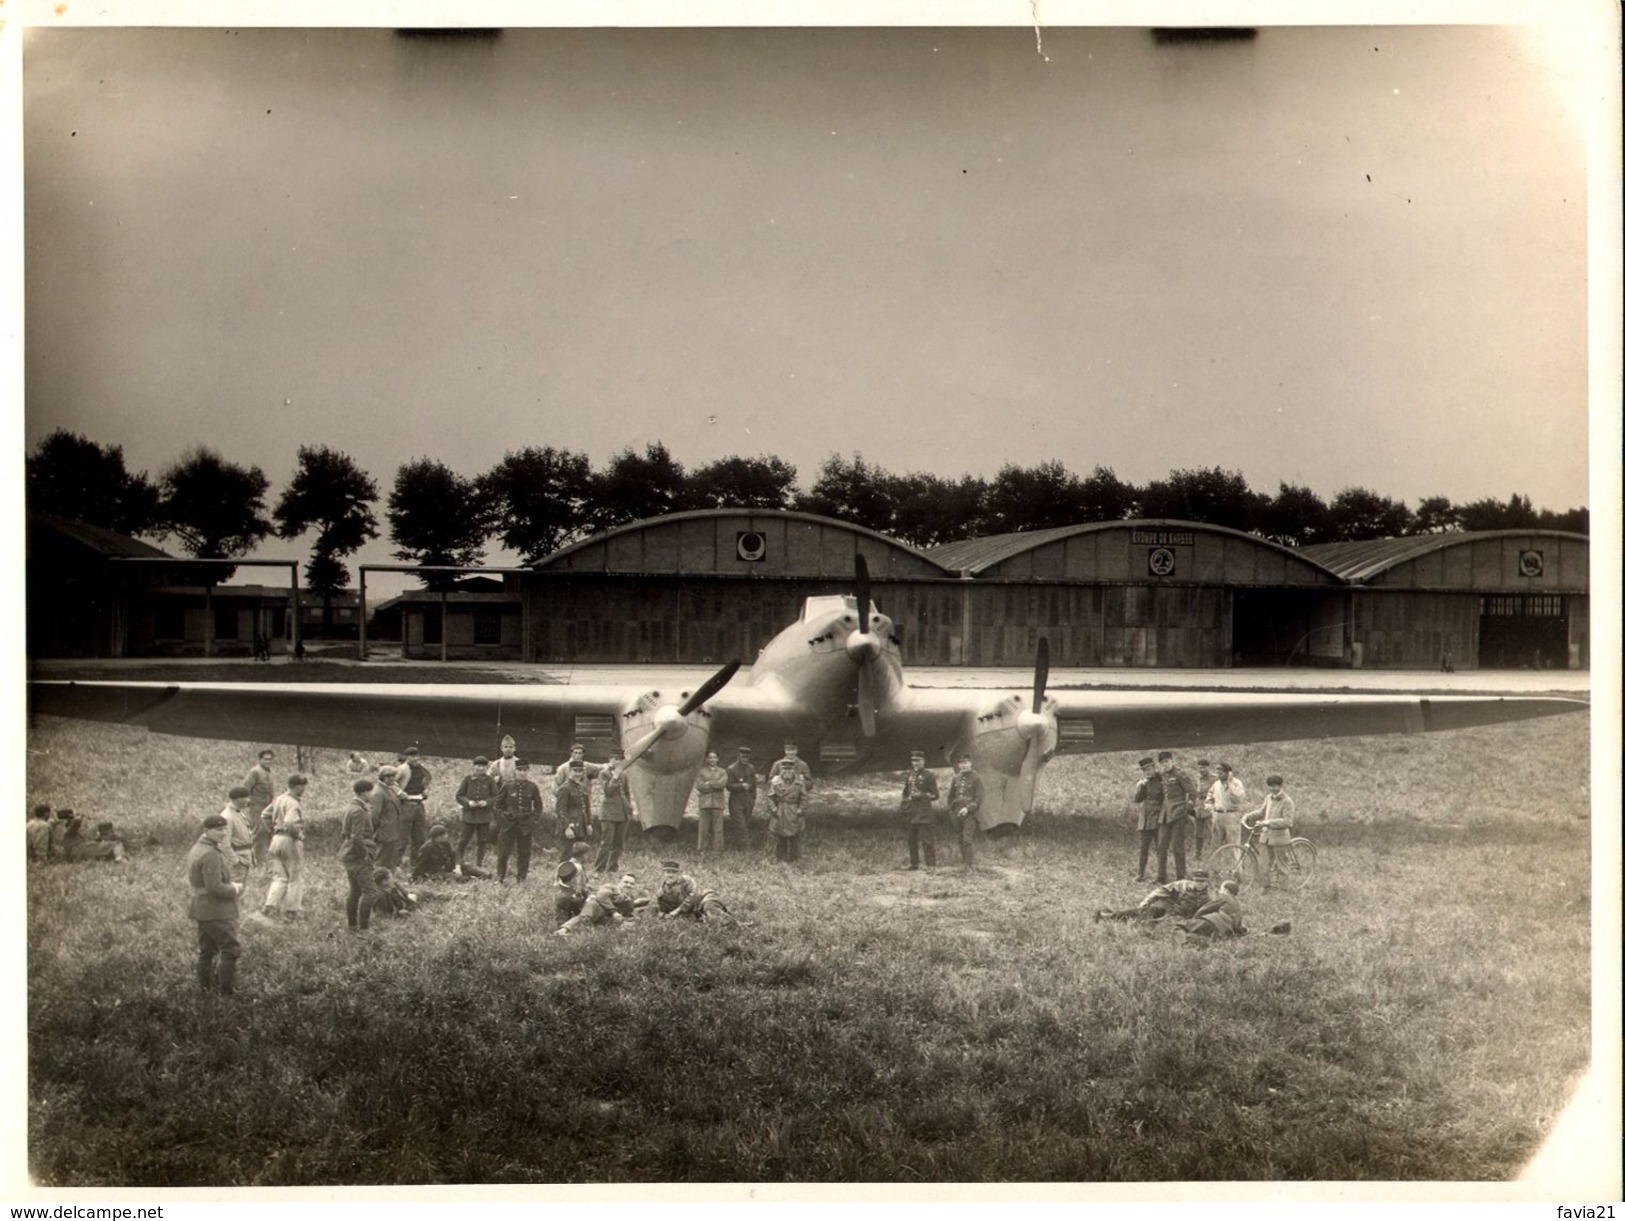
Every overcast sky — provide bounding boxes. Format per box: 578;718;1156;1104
20;23;1593;589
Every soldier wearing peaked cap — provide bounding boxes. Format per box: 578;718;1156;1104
595;749;633;874
186;814;244;994
455;754;499;872
947;756;985;870
725;746;759;852
900;750;940;870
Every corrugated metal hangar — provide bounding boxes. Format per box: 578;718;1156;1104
516;511;1590;671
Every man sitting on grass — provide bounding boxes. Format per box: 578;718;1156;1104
554;841;593;925
655;859;733;922
1095;872;1210;923
371;867;418;918
1178;879;1245;939
60;811;126;863
556;873;646;935
413;824;488;881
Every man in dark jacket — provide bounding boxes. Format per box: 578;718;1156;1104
1157;750;1200;883
399;747;432;861
495;758;546;882
1130;756;1164;882
454;755;499;872
369;765;406;871
242;748;277;866
594;751;633;873
900;750;941;870
185;813;244;994
340;778;379;931
947;756;986;870
725;746;759;851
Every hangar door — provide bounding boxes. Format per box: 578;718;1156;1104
1230;589;1323;666
1478;594;1568;670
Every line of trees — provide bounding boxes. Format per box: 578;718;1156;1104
27;429;1590;613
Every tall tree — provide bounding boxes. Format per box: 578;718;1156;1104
273;445;380;633
153;446;274;562
387;458;493;589
26;429;160;536
791;453;898;534
687;454;798;511
1256;482;1333;547
979;461;1091;534
1327;487;1413;541
1536;505;1588;534
1076;466;1138;524
1410;496;1460;535
479;446;595;563
1138;467;1264;532
890;472;987;548
1457;493;1541;532
586;443;695;533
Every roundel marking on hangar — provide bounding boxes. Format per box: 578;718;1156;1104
737;531;768;562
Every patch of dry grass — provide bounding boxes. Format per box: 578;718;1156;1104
24;711;1590;1184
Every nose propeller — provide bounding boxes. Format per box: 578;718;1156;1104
620;659;742;768
1015;636;1054;811
845;554;883;735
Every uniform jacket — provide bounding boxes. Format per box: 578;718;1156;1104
553;763;600;820
900;768;941;824
725;759;758;801
767;770;807;837
598;768;633;822
369;784;404;844
455;772;499;824
412;839;458;879
948;770;985;819
1160;767;1199;824
1188;891;1244;936
339;796;377;868
220;804;256;867
243;763;276;815
555;858;591;898
695;765;728;810
496;777;546;831
1132;772;1165;833
185;835;241;922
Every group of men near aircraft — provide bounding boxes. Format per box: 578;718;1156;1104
179;735;1287;993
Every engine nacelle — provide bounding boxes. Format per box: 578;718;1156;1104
618;689;714;833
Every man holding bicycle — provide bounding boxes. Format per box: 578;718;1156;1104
1241;774;1295;889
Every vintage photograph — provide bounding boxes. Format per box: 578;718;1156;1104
12;10;1614;1199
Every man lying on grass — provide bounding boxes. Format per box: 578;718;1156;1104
556;873;647;935
656;859;734;922
1095;871;1211;923
1178;879;1245;938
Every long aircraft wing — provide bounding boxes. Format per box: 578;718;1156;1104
30;678;1586;766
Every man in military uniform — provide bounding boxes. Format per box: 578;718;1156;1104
1192;760;1219;862
595;750;633;873
186;813;244;994
340;778;379;931
1157;750;1200;883
1178;879;1244;938
487;734;521;787
495;758;546;882
766;744;812;864
1096;872;1211;923
1130;756;1164;882
725;746;759;851
655;859;732;921
554;841;593;925
242;748;277;866
694;750;728;855
552;744;600;860
218;785;257;884
556;873;645;934
369;764;406;871
947;756;985;871
454;754;499;873
399;746;432;862
900;749;940;870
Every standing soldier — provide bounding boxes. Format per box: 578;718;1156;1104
494;758;546;883
1130;756;1164;882
1192;760;1219;862
766;744;812;865
694;750;728;855
260;773;309;921
1157;750;1199;884
243;748;277;866
595;749;633;873
370;764;406;872
947;756;985;871
552;745;600;860
218;786;257;885
900;749;941;870
725;746;759;852
399;746;432;862
339;778;378;932
454;755;498;873
186;813;244;995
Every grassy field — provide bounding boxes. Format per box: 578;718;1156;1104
24;710;1591;1185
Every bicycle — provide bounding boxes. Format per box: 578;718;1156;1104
1206;816;1316;891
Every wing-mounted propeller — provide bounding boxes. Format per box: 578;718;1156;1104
618;660;740;838
843;553;901;737
965;637;1060;831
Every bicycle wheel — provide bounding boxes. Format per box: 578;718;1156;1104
1207;843;1257;890
1269;838;1317;891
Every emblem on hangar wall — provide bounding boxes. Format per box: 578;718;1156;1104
1518;550;1544;577
1148;547;1176;577
737;531;768;562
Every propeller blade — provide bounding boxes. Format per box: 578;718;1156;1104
854;552;871;634
857;663;877;738
620;727;663;769
677;659;742;717
1032;635;1050;710
1018;736;1043;814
